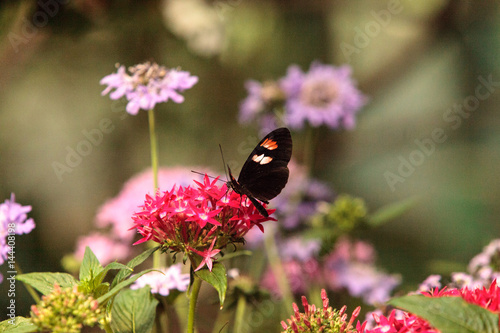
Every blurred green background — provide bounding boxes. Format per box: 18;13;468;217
1;0;499;320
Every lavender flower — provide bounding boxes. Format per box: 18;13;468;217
0;194;35;265
414;239;500;293
417;274;442;292
452;238;500;288
0;194;35;283
279;237;321;262
324;238;400;305
239;80;286;130
130;264;190;296
281;62;367;130
469;239;500;273
273;161;333;230
100;62;198;115
450;272;480;289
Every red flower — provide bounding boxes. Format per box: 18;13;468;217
132;175;275;271
362;280;500;332
459;280;500;313
360;309;437;333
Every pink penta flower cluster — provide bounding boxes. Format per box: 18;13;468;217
132;175;275;271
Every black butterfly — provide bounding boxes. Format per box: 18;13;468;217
227;128;292;217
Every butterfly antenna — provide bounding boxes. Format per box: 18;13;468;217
190;170;221;181
219;144;229;181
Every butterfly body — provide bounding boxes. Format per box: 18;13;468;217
228;127;292;217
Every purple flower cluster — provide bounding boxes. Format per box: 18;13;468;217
0;194;36;283
239;62;367;131
323;238;400;305
273;161;333;230
100;62;198;115
262;237;400;306
467;239;500;284
417;238;500;292
417;274;442;292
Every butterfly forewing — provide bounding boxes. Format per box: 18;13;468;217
236;128;292;202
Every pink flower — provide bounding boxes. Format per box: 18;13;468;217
132;175;275;271
190;237;221;272
74;233;131;265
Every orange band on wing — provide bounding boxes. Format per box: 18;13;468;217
261;138;278;150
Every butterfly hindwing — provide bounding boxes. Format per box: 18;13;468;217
240;166;289;202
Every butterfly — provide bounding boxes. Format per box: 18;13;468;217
227;128;292;217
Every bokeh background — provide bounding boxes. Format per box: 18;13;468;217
1;0;499;324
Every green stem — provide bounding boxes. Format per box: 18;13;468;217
103;321;113;333
187;276;202;333
302;125;318;176
15;262;40;303
148;108;159;190
233;294;247;333
148;108;164;270
263;225;294;316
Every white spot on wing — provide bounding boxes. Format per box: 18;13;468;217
252;154;264;163
252;154;273;165
260;156;273;164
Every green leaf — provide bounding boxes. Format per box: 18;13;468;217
195;262;227;307
105;261;131;271
80;246;103;282
16;272;77;295
110;287;159;333
367;195;420;227
389;295;499;333
0;317;36;333
112;246;160;288
97;269;157;304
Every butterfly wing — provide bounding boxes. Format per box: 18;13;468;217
237;128;292;202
